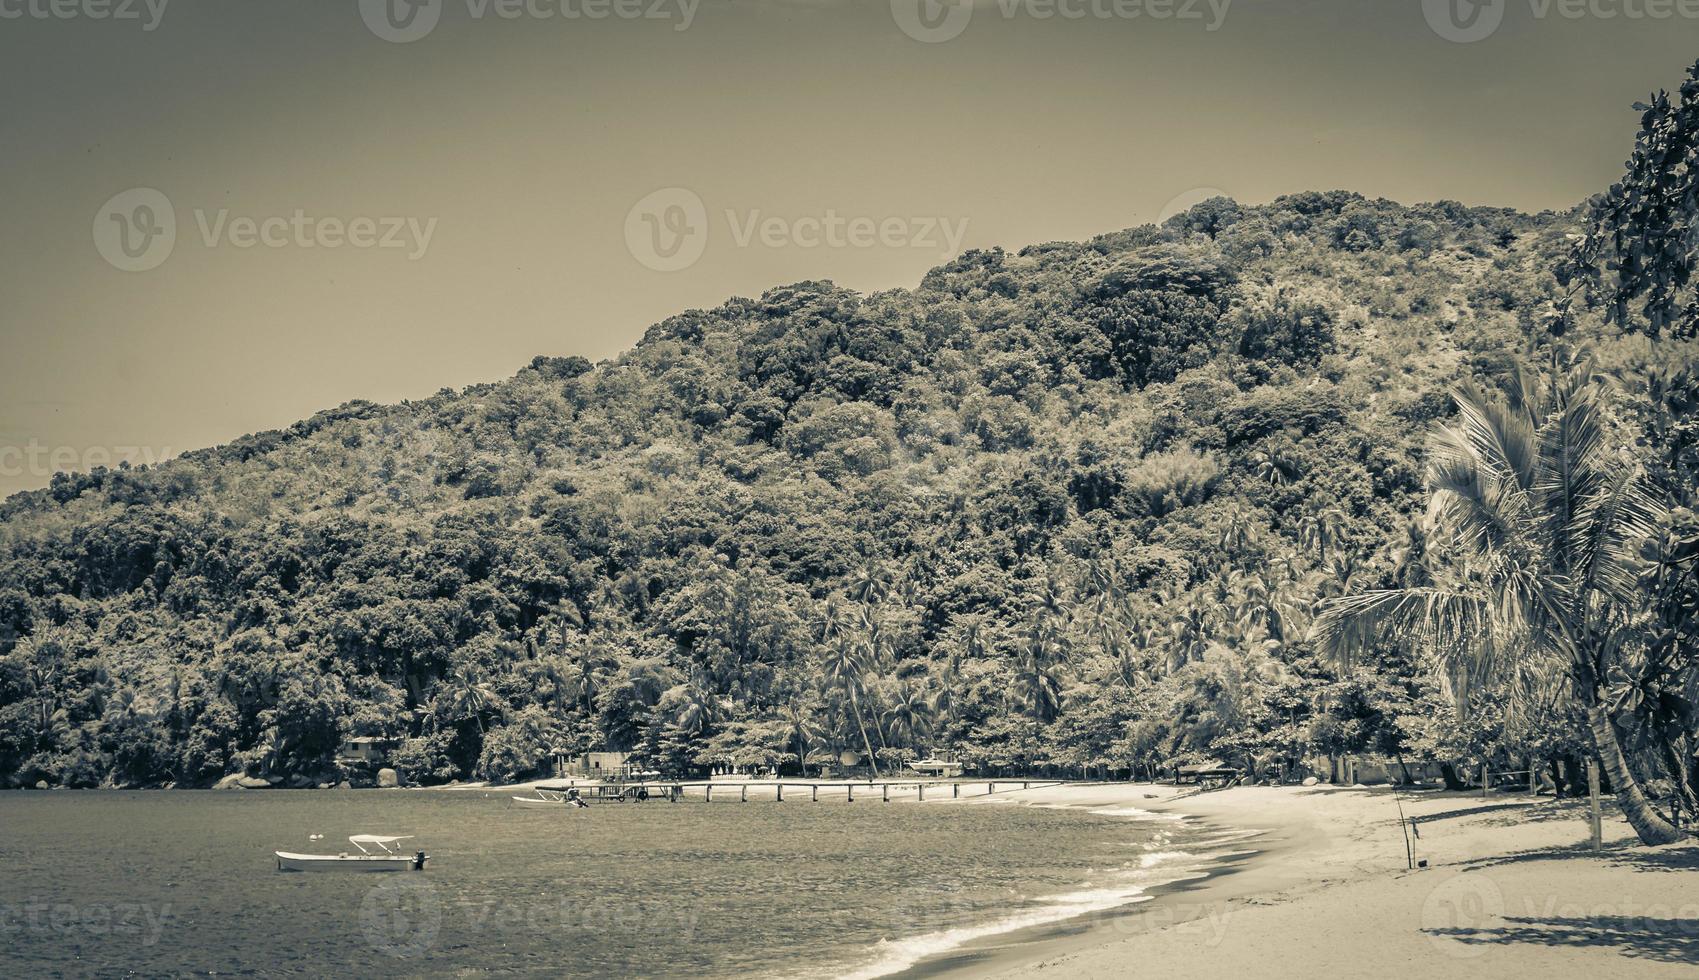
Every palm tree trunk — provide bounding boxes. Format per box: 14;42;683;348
849;688;880;777
1587;704;1683;845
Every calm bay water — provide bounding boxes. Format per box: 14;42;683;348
0;789;1221;978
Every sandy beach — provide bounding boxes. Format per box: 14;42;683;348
439;775;1699;976
922;782;1699;979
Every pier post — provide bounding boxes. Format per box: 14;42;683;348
705;785;712;803
741;785;748;803
952;784;959;799
988;782;994;796
1023;781;1028;790
883;784;890;803
776;784;783;802
847;784;854;803
812;785;819;802
918;783;925;801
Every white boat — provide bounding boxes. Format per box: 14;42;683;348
907;758;965;777
511;788;587;809
275;835;428;872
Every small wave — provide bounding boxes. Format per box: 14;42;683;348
836;888;1158;980
834;840;1213;979
1086;804;1187;820
1138;849;1194;868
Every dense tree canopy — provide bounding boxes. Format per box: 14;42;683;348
2;185;1690;806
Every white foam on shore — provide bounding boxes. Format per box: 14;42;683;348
1087;804;1188;820
828;831;1230;980
835;887;1159;980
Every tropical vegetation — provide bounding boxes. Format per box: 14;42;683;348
4;62;1699;847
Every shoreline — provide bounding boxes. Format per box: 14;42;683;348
903;783;1699;979
886;783;1317;978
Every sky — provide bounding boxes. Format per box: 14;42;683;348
2;0;1696;497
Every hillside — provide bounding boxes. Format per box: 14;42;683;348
0;192;1595;788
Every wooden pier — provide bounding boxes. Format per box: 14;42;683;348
527;779;1064;804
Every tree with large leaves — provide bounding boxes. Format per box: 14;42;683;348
1313;355;1683;845
821;602;881;776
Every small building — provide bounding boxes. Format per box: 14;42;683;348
1331;756;1449;786
553;750;634;778
337;736;399;765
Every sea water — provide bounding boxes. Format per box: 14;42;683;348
0;789;1234;978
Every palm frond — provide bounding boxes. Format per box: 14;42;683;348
1426;451;1529;556
1451;382;1539;492
1534;382;1609;576
1310;587;1493;674
1575;462;1666;604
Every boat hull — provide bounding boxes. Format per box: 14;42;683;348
275;851;424;872
512;795;588;809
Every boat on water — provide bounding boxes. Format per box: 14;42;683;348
275;835;428;872
511;788;588;809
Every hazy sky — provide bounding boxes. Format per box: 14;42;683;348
2;0;1695;496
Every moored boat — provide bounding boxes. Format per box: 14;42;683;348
511;787;588;809
275;835;428;872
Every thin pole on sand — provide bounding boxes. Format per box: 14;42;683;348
1389;781;1414;871
1587;760;1603;853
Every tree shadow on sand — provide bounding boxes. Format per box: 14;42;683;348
1429;915;1699;965
1410;802;1542;825
1605;844;1699;873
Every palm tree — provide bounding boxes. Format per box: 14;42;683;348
823;638;881;776
1300;504;1348;563
822;603;881;776
673;680;722;737
882;680;933;749
432;665;503;735
1313;357;1683;844
1011;620;1067;722
12;631;66;740
848;559;892;606
1011;650;1063;723
930;649;963;747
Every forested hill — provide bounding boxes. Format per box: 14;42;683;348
0;193;1586;788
